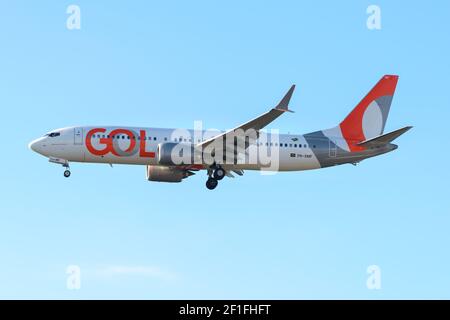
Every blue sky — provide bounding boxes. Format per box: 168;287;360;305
0;1;449;299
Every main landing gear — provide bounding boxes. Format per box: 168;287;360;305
206;177;218;190
205;166;225;190
213;167;225;180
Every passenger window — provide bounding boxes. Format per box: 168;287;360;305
154;137;157;141
289;144;292;147
294;144;297;147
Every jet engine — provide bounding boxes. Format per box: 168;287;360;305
157;142;201;166
146;165;194;183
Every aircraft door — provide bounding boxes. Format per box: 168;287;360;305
74;127;83;145
329;139;337;158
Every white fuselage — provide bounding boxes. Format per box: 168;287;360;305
29;126;325;171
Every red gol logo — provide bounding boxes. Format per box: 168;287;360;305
86;128;155;158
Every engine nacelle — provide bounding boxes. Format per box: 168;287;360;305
157;142;201;165
146;165;193;183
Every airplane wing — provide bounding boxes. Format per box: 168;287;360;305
197;85;296;152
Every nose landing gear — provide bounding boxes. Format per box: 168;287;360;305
48;158;71;178
61;160;71;178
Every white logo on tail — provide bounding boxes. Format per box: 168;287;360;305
362;101;383;139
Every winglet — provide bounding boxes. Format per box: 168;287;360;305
274;85;295;112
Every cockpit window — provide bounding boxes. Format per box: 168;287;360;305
45;132;61;138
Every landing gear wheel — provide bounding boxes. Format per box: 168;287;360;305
213;168;225;180
206;177;218;190
64;170;71;178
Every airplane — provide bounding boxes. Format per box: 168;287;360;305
29;75;411;190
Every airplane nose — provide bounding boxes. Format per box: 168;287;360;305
28;138;44;154
28;140;37;152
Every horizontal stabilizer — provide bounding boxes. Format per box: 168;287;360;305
357;126;412;147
